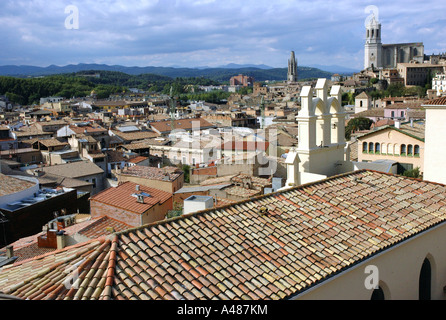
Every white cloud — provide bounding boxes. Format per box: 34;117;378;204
0;0;445;68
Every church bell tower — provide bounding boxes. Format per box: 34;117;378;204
364;15;382;70
288;51;298;83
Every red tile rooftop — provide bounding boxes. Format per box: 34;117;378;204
0;174;36;197
423;96;446;106
90;181;172;214
120;166;183;182
2;170;446;300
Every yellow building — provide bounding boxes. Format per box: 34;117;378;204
357;121;424;174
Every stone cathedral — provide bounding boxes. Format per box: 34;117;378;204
364;14;424;70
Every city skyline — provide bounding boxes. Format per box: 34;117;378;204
0;0;445;70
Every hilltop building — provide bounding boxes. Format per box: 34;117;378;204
364;14;424;70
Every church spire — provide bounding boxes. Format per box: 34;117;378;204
288;51;298;83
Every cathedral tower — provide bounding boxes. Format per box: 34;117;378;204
288;51;298;83
364;14;382;70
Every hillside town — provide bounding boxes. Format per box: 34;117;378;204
1;11;446;302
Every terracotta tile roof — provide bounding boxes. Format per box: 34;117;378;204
3;170;446;300
120;166;183;182
105;150;127;163
13;124;49;137
351;108;384;118
371;119;395;128
213;197;238;208
34;139;69;148
78;216;132;239
69;124;107;135
90;182;172;214
223;185;261;198
150;118;214;134
127;156;148;164
231;174;272;188
200;175;237;186
422;96;446;106
41;161;104;178
357;121;425;141
111;130;160;142
384;102;423;109
87;152;106;159
0;174;36;197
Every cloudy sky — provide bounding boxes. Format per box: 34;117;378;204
1;0;445;70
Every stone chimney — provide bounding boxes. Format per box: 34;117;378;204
5;245;13;259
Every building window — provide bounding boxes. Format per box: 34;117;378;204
371;286;385;300
391;111;395;118
407;145;413;156
414;145;420;157
368;142;374;153
419;258;431;300
375;143;380;154
362;142;368;153
401;144;406;155
92;178;96;188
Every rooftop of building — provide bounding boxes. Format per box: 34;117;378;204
356;120;425;141
0;174;36;198
2;170;446;300
41;161;104;179
150;118;214;133
120;165;183;182
89;181;172;214
423;96;446;106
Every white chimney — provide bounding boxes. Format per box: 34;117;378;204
395;121;400;129
137;194;145;204
56;232;66;250
136;185;140;191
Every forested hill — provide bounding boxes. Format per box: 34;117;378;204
0;63;333;82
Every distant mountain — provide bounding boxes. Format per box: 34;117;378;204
0;63;333;82
308;64;359;75
216;63;274;70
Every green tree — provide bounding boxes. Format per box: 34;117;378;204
342;92;355;106
402;167;421;179
238;86;253;95
180;164;191;183
345;117;373;140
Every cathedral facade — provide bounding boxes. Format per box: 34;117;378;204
364;15;424;70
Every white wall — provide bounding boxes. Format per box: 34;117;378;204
295;222;446;300
424;106;446;184
183;196;214;215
